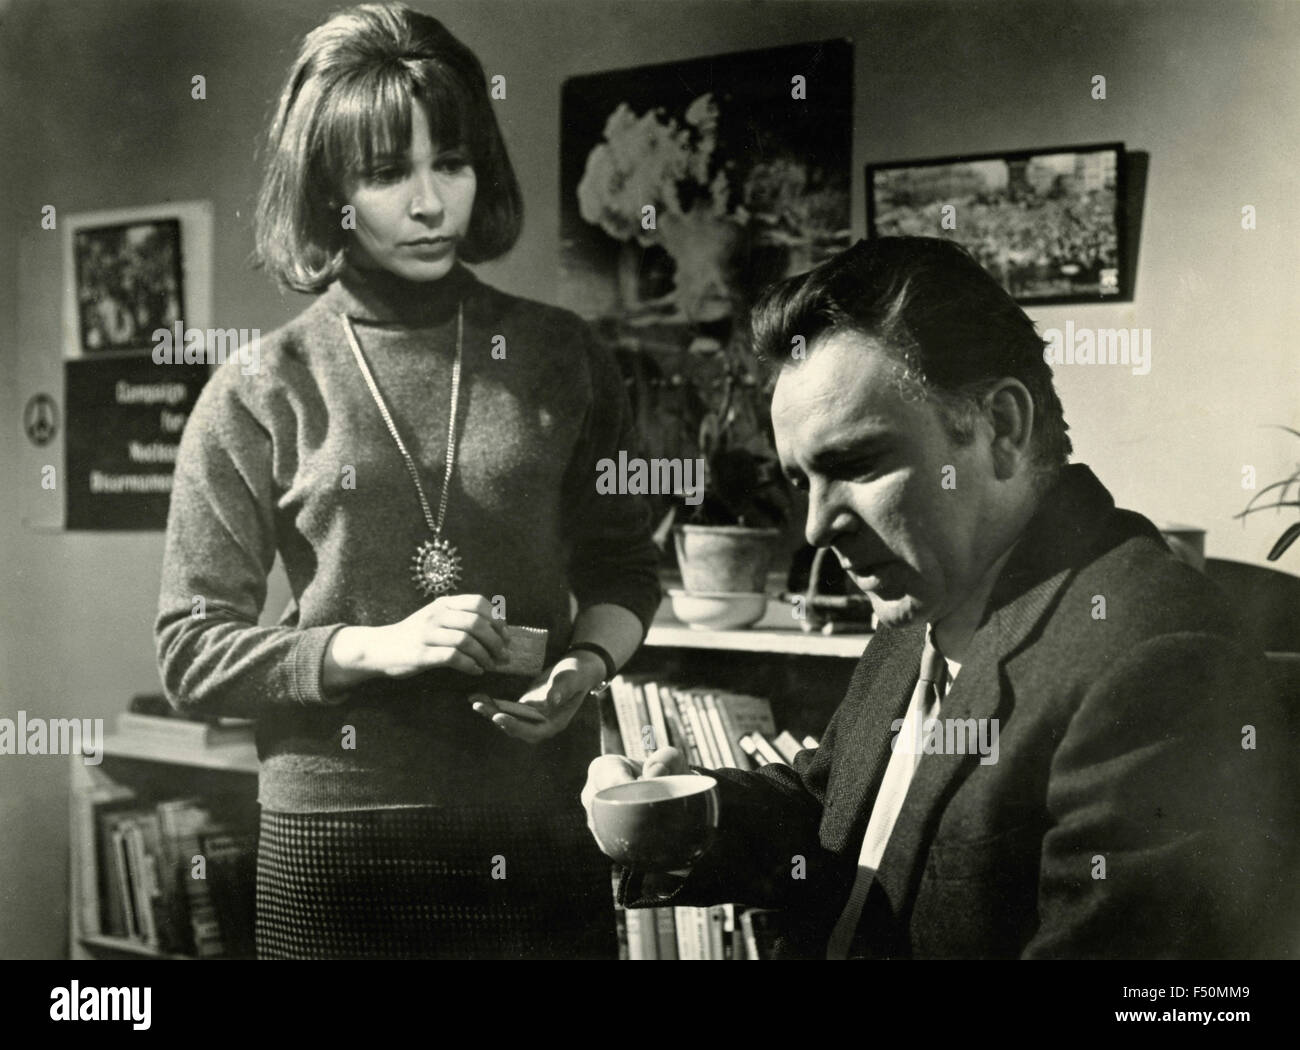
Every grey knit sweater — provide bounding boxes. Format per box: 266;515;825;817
155;262;662;812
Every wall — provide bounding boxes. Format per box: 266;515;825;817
1;0;1296;957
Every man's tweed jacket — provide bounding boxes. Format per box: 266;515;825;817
622;465;1294;958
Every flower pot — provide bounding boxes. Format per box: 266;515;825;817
674;525;782;594
667;588;768;630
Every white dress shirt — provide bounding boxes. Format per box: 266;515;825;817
825;624;959;959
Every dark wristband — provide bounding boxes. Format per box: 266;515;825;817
566;641;617;681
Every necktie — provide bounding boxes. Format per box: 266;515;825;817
826;628;948;959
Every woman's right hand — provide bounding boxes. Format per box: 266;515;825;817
322;594;509;693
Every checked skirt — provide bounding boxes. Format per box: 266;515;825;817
255;803;616;960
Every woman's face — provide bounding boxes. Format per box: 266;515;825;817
343;100;477;282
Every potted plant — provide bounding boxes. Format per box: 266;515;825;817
1235;425;1300;561
655;332;792;598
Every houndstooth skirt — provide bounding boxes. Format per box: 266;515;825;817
255;805;616;960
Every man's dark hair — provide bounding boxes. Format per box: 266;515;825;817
751;236;1072;473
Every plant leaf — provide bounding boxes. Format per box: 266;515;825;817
1263;424;1300;441
1267;521;1300;561
1236;475;1300;517
1235;500;1300;521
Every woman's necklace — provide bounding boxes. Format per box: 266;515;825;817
339;303;464;598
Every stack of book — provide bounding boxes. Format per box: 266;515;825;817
604;676;818;960
88;794;256;958
115;712;254;753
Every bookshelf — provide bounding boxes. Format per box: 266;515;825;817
68;738;258;961
644;600;870;658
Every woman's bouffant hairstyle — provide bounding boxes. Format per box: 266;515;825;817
254;2;522;292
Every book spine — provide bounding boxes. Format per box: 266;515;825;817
77;785;132;937
630;683;652;760
748;732;787;766
175;807;225;958
739;735;769;767
682;692;719;769
626;907;656;960
667;690;704;767
136;812;182;952
722;903;738;960
202;833;257;958
773;730;805;764
124;822;159;947
674;906;699;960
614;913;629;962
702;694;738;768
741;909;762;960
695;908;712;960
643;682;670;756
612;880;629;961
657;688;686;755
707;906;725;960
155;804;186;953
111;827;139;941
609;678;638;761
98;820;125;938
712;698;752;771
653;905;678;960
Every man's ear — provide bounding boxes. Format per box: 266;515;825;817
984;379;1034;480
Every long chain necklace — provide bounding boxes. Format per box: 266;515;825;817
339;303;464;598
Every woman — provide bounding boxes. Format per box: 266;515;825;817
155;2;661;959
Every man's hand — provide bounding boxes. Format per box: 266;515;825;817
580;746;689;837
468;651;604;743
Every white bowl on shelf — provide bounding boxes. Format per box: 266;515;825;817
667;589;767;631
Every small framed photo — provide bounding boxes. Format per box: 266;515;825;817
866;142;1128;305
63;201;213;356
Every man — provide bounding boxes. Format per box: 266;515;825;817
581;237;1294;959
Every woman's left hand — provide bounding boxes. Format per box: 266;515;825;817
469;650;606;743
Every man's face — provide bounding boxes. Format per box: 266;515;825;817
772;329;1001;629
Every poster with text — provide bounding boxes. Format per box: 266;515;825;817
64;357;209;530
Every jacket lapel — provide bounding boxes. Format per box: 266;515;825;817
864;465;1118;944
821;623;925;854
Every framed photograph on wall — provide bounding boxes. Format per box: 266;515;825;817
559;40;853;500
62;200;213;356
866;142;1128;305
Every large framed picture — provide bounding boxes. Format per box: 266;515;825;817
866;142;1128;305
62;201;213;356
559;40;852;484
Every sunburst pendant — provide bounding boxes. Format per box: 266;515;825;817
411;536;463;598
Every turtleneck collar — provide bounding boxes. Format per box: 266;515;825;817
321;260;478;326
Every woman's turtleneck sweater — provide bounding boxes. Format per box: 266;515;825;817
155;262;662;812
